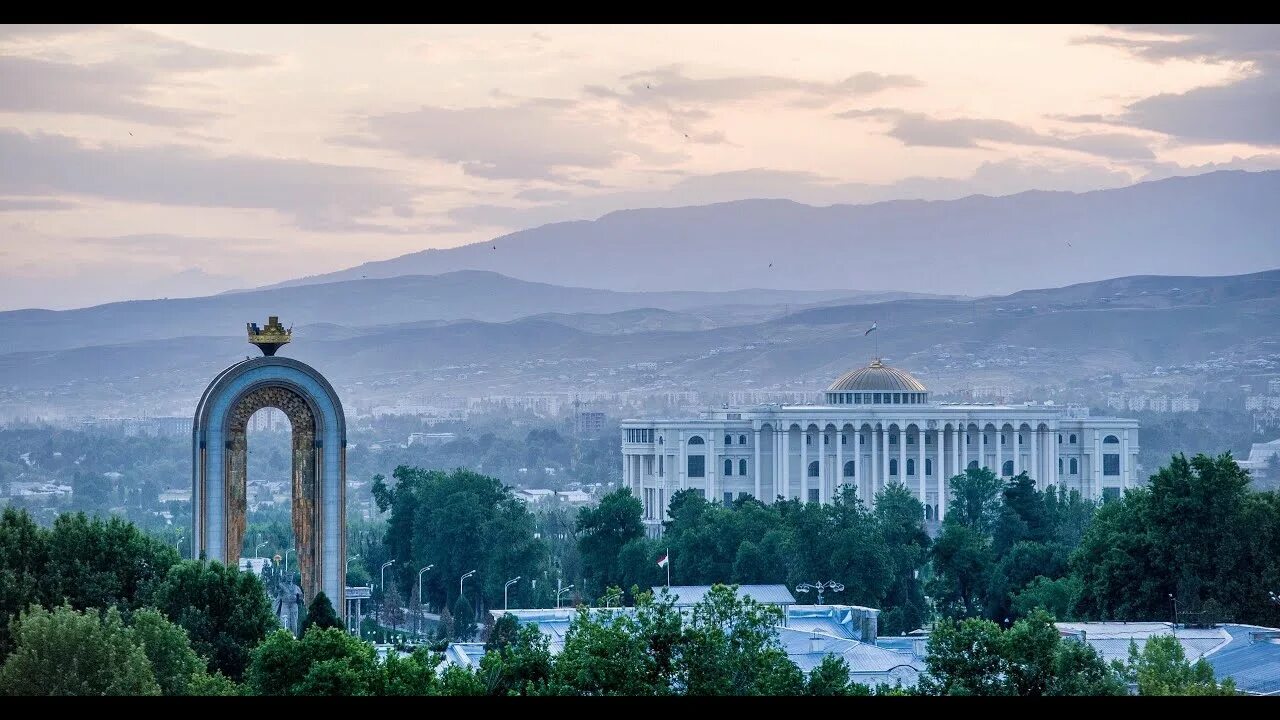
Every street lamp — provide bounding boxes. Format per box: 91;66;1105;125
504;576;522;611
1169;594;1178;626
795;580;845;605
284;548;295;576
346;553;361;579
557;584;575;609
255;539;268;558
601;588;625;608
1269;590;1280;606
418;565;434;607
381;560;395;590
460;570;477;597
175;535;183;558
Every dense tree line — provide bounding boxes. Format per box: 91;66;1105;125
373;467;550;618
0;507;279;692
576;484;932;635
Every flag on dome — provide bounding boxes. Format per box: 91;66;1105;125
865;322;877;336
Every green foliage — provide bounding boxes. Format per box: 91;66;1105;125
1072;453;1280;626
921;609;1125;696
129;608;205;696
679;584;804;696
548;608;657;696
1123;635;1236;696
151;559;279;681
452;595;476;642
246;627;379;696
301;591;343;634
576;488;645;598
805;655;860;696
0;508;49;659
372;467;548;613
478;621;552;695
0;605;160;696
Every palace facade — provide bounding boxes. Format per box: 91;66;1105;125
621;359;1139;533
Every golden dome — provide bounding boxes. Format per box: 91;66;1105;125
826;359;927;393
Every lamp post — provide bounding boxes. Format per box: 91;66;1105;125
381;560;395;590
255;539;268;558
460;570;477;598
346;553;361;580
1169;594;1178;627
504;576;522;611
602;588;624;608
557;584;574;609
175;535;183;558
418;564;434;634
284;548;295;576
795;580;845;605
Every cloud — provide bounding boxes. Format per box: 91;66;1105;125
1138;153;1280;182
599;65;922;105
0;28;273;127
837;107;1156;160
1072;25;1280;146
0;25;103;41
0;129;422;232
443;159;1135;231
584;65;922;144
0;197;77;212
337;98;679;180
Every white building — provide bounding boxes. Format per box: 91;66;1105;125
1171;396;1200;413
622;359;1140;532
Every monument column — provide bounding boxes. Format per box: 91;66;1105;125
753;428;762;501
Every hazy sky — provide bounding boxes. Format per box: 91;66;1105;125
2;24;1279;309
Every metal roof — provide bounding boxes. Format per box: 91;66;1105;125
1205;625;1280;696
827;359;927;393
651;584;798;606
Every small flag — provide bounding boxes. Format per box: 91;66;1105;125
657;553;669;568
865;322;877;336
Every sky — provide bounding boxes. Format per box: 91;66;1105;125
2;24;1279;310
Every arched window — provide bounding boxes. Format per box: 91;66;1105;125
926;458;933;476
1058;458;1064;474
739;459;747;475
724;459;733;477
1070;458;1078;474
841;433;847;445
807;461;819;478
725;435;732;446
1018;433;1023;444
688;436;704;445
907;459;916;476
1058;434;1063;444
739;434;747;445
1069;434;1077;444
890;459;899;476
1002;460;1014;476
1104;435;1119;444
968;460;979;471
843;460;855;477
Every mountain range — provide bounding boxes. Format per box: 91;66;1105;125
260;170;1280;297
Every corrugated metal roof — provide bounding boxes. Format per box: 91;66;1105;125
1205;625;1280;696
651;584;797;606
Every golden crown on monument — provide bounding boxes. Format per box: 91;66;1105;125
247;316;292;356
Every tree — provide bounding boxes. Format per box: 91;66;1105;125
576;488;645;597
43;511;179;615
373;467;548;615
0;507;49;659
151;559;279;681
246;626;380;696
129;608;206;696
1124;635;1235;696
451;595;475;642
872;484;931;635
805;655;858;696
928;469;1003;618
548;608;656;696
301;592;342;634
677;584;805;696
478;621;552;695
1010;576;1082;621
0;605;160;696
920;616;1010;696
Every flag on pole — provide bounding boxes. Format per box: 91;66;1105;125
864;322;877;336
657;553;669;568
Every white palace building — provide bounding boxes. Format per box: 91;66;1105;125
621;359;1139;533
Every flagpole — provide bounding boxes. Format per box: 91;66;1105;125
666;547;670;588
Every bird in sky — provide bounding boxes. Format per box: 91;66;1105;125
492;245;497;250
768;263;773;267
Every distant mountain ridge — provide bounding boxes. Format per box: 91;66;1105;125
258;170;1280;296
0;270;924;354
